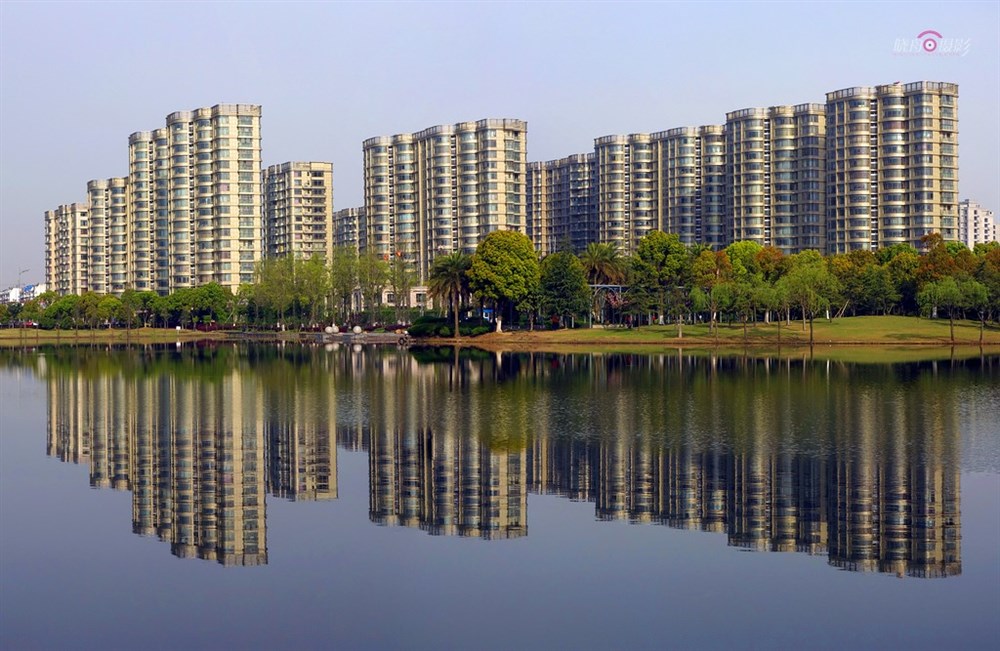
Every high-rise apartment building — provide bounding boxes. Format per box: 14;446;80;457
825;82;958;253
44;203;90;296
332;207;366;253
724;104;826;253
363;118;527;280
526;80;956;257
527;154;596;256
656;125;727;248
958;200;996;248
595;134;657;253
128;104;263;294
85;178;128;295
264;161;334;260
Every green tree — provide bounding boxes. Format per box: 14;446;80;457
467;230;540;333
428;251;472;338
255;257;295;327
388;253;416;324
329;247;359;324
579;241;626;326
19;299;42;326
579;242;626;285
960;278;990;344
294;255;330;326
97;295;123;327
918;277;965;343
539;251;589;328
691;249;733;333
725;240;764;280
633;231;687;325
778;251;841;345
357;252;390;324
77;292;103;329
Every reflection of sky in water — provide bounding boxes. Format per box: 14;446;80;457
1;346;998;651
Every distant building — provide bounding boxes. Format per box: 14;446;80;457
44;202;90;295
264;161;335;260
527;154;596;256
825;82;959;253
332;207;365;253
363;118;527;281
958;200;996;248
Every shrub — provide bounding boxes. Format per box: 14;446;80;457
470;326;491;337
407;322;438;337
437;325;452;337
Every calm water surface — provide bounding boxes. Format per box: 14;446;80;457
1;345;998;650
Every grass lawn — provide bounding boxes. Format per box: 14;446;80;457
0;327;230;347
450;315;1000;357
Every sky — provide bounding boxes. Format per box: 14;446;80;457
1;1;997;288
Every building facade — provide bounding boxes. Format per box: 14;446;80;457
526;154;596;256
656;125;727;249
264;161;334;260
958;200;996;248
825;82;958;253
363;118;527;280
526;80;957;257
44;203;90;296
125;104;263;295
332;207;366;253
85;178;128;295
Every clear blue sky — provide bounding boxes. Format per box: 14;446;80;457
1;1;997;288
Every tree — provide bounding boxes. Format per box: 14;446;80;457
886;249;921;315
97;295;123;327
357;252;390;324
633;231;687;325
77;292;103;329
255;257;295;327
579;241;626;326
918;277;964;343
691;249;733;333
329;247;359;324
294;255;330;326
539;251;589;328
960;278;990;344
388;253;416;324
917;233;957;286
778;251;840;345
579;242;626;285
428;252;472;338
467;230;540;333
725;241;764;280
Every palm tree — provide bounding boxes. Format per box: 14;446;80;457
428;252;472;337
579;242;626;325
580;242;625;285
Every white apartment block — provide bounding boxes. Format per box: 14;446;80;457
363;118;527;281
264;162;334;260
958;200;996;248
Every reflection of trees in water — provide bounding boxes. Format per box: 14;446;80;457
31;345;989;575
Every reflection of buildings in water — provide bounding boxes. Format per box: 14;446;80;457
45;365;344;566
41;349;967;578
369;426;527;540
528;431;961;578
266;381;337;502
47;372;269;566
362;349;528;540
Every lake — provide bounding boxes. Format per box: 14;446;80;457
1;344;998;650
